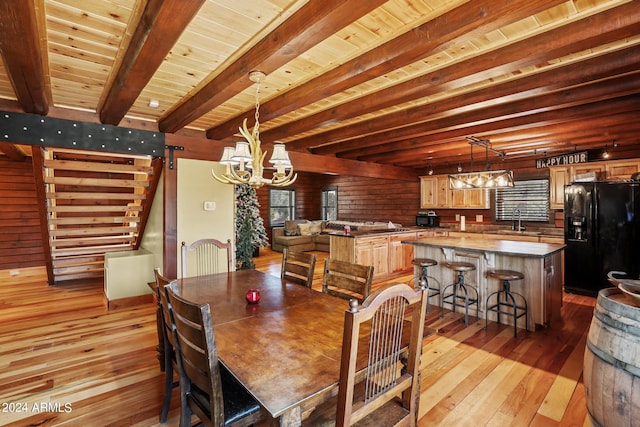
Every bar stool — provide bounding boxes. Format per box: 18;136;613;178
440;261;478;327
411;258;439;312
485;269;527;337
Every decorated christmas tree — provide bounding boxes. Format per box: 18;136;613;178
235;184;269;270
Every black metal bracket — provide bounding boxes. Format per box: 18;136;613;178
165;145;184;169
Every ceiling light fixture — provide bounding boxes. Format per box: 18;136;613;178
212;71;296;188
448;137;514;189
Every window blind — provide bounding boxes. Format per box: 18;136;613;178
495;179;550;222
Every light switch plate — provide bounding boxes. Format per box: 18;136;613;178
203;201;216;211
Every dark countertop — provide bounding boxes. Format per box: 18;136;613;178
403;235;565;257
328;228;418;238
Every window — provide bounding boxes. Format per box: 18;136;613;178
269;188;295;226
321;186;338;220
495;179;550;223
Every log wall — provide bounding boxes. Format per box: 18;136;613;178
0;156;45;270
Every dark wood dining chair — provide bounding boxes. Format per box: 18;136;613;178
322;258;374;303
153;268;179;423
304;282;428;426
181;238;233;278
281;248;317;287
165;282;265;427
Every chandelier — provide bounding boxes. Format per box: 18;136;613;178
448;137;514;189
212;71;296;188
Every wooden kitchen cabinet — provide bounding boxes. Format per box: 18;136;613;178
389;233;414;274
549;166;569;210
420;175;488;209
436;175;451;208
420;176;436;208
571;163;605;179
355;236;389;280
330;231;417;282
605;159;640;179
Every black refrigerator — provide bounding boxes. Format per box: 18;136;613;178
564;181;640;296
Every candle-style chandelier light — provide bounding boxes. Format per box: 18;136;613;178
212;71;296;188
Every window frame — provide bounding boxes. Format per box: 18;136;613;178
269;188;296;227
321;186;338;221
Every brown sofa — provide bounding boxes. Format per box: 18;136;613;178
271;219;392;252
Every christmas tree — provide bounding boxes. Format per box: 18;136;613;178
235;184;269;270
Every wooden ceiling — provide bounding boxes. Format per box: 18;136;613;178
0;0;638;173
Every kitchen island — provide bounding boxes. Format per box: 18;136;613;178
403;236;565;331
329;228;447;281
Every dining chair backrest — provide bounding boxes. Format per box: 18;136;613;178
336;283;427;426
281;248;317;287
154;268;175;349
165;282;263;427
153;268;178;423
181;238;233;278
322;258;374;303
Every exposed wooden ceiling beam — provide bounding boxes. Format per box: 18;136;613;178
293;71;640;161
0;142;26;161
99;0;206;125
0;0;49;114
287;2;640;152
363;101;640;167
265;2;640;146
206;0;566;141
159;0;387;133
320;46;640;158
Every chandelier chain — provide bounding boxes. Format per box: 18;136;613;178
254;78;261;138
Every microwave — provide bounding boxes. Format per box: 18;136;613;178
416;212;439;227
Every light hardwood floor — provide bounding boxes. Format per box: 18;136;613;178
0;250;596;426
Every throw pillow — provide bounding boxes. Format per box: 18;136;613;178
309;222;322;235
298;223;312;236
284;220;301;236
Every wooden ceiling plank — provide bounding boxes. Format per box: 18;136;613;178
160;0;388;133
323;44;640;158
324;94;640;161
389;123;639;167
99;0;207;125
365;98;640;167
206;0;567;141
265;2;640;146
0;0;49;114
294;64;640;154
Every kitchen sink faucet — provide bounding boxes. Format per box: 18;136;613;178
512;208;525;231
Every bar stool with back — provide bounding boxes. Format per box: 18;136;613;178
440;261;478;327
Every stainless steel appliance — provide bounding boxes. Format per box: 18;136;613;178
564;181;640;296
416;211;439;227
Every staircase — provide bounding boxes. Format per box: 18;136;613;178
36;148;161;285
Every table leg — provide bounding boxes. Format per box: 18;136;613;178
278;406;301;427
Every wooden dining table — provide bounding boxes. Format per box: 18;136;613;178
172;269;358;426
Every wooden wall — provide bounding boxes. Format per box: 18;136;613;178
0;156;45;270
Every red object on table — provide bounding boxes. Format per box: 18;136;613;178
245;289;261;304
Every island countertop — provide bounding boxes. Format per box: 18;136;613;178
403;236;565;258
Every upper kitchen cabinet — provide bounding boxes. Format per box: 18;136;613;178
420;175;489;209
605;159;640;179
548;158;640;209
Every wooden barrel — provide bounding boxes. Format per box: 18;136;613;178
583;288;640;427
